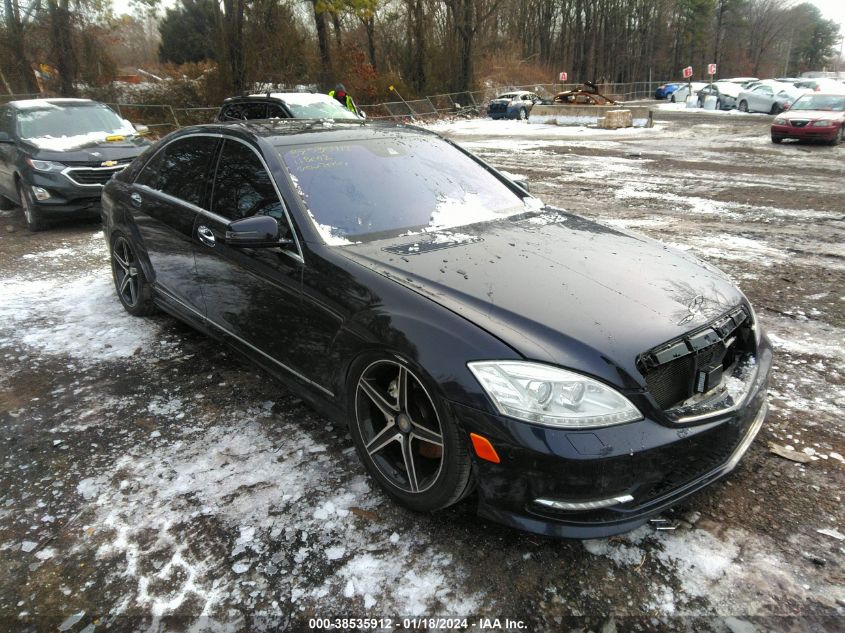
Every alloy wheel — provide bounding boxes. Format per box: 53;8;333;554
112;236;140;308
355;360;445;494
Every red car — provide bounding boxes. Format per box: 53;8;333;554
771;93;845;144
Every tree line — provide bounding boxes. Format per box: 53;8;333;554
0;0;840;103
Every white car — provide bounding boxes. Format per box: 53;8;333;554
737;81;797;114
671;82;707;103
217;92;363;122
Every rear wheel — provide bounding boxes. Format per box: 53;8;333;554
110;232;156;316
518;107;528;121
739;100;749;112
770;103;781;115
349;356;474;512
830;126;843;146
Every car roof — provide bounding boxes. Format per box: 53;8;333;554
171;120;437;148
6;98;99;110
222;92;335;104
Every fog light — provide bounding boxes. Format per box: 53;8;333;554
31;186;50;201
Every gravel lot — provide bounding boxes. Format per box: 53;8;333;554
1;109;843;632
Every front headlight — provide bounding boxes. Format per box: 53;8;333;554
26;158;66;172
468;361;642;429
773;117;787;125
812;119;834;127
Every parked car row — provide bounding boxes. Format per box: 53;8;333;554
671;75;845;116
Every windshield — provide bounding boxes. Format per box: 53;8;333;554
790;95;845;111
17;104;131;141
284;98;360;120
278;136;532;244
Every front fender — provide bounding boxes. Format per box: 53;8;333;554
328;303;521;413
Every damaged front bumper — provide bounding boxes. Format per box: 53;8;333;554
449;337;773;539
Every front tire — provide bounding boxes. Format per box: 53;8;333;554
348;356;474;512
18;182;46;232
110;232;156;316
830;126;843;146
518;107;528;121
739;100;748;112
771;134;784;144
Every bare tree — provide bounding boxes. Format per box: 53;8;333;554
442;0;503;91
2;0;39;93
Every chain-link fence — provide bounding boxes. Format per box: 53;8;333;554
96;79;671;132
106;103;181;133
497;81;670;102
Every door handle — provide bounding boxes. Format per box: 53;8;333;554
197;225;216;247
130;192;142;208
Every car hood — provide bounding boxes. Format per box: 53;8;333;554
22;136;149;162
781;109;845;121
338;209;745;388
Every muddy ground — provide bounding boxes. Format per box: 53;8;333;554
1;110;843;633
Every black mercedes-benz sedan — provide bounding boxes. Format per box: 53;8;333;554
102;120;771;538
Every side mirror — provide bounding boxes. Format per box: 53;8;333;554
133;123;150;136
224;215;287;248
359;110;367;120
0;132;12;143
513;179;530;193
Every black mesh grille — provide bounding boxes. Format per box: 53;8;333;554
640;308;752;411
644;355;695;409
643;421;747;500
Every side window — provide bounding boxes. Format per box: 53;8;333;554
266;104;289;119
211;139;288;228
136;136;218;207
220;102;268;121
0;107;14;136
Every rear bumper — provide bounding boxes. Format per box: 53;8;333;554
450;338;773;538
771;123;839;140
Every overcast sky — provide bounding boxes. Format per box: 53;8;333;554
810;0;845;27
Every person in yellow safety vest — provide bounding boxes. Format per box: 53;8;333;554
329;83;358;114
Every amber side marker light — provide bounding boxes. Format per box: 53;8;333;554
470;433;501;464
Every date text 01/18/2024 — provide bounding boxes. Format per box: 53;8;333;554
308;617;527;630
